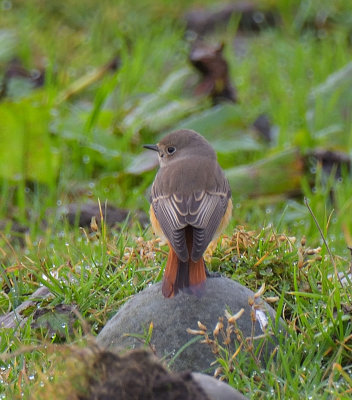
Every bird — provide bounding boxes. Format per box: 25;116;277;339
144;129;232;298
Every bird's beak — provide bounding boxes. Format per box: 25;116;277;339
143;144;159;152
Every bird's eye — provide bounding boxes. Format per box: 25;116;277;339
167;146;176;155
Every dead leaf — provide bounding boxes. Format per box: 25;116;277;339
189;41;237;104
252;114;274;143
306;149;351;180
31;304;77;339
0;57;45;99
185;2;279;36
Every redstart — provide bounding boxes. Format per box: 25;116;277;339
144;129;232;298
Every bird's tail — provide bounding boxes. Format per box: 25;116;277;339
162;229;206;298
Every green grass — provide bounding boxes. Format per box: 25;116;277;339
1;0;352;399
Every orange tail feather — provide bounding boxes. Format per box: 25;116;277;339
189;257;206;293
162;247;179;298
162;244;206;298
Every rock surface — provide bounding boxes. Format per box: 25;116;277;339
192;372;248;400
97;277;281;373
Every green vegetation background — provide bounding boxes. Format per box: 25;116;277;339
1;0;352;398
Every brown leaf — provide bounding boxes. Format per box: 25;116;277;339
0;57;45;99
252;114;274;143
306;149;351;180
31;304;77;339
185;2;279;36
189;41;237;104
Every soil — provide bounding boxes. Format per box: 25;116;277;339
78;349;210;400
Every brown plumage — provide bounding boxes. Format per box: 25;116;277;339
145;129;232;298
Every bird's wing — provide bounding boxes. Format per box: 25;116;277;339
152;188;230;262
151;192;188;262
186;190;230;261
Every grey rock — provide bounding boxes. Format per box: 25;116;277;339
97;277;282;373
192;372;249;400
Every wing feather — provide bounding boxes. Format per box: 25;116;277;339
152;187;230;262
151;161;231;262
